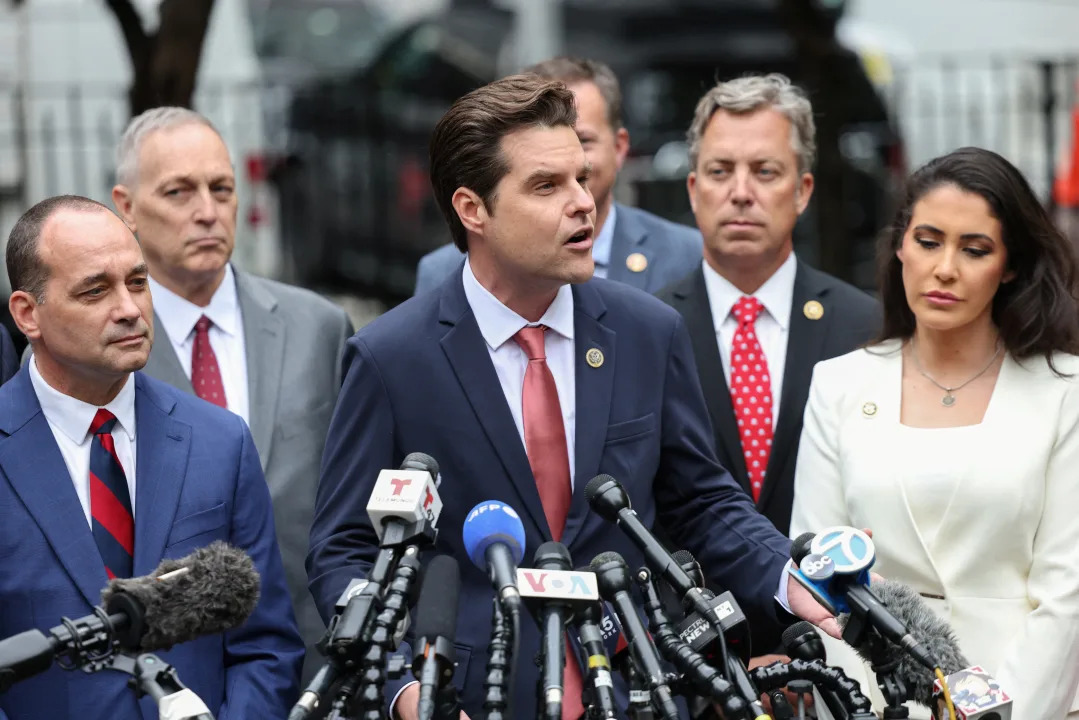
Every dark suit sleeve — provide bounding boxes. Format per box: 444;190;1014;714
0;326;16;386
219;418;304;719
653;314;792;622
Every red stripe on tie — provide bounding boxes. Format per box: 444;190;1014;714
106;567;116;580
90;472;134;555
97;432;125;473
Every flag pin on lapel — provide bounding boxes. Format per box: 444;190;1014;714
586;348;604;368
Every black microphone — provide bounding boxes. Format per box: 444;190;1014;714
531;542;573;720
591;552;679;720
838;579;968;708
411;555;461;720
0;541;259;691
789;529;938;672
568;585;618;719
782;621;849;720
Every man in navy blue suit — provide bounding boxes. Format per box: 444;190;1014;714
413;57;701;297
308;76;839;720
0;195;302;719
0;325;15;384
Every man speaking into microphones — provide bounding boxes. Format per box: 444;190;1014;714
308;72;842;719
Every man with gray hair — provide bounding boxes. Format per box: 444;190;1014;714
110;107;354;682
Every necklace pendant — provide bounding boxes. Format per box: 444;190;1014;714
942;393;956;407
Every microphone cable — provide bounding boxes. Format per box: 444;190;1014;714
482;595;511;720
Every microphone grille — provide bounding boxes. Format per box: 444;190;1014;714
533;541;572;570
791;532;816;564
584;474;616;502
401;452;439;479
781;621;819;650
413;555;460;643
671;549;695;566
589;551;625;572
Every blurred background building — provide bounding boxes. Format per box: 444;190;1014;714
2;0;1079;347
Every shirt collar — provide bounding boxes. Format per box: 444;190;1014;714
148;264;241;344
591;203;618;270
29;358;137;444
702;251;797;332
462;259;575;351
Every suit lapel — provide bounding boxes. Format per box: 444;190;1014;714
143;311;194;394
236;270;285;469
438;278;549;537
132;374;191;575
761;262;830;509
561;284;615;547
670;269;750;490
605;205;651;291
0;371;109;606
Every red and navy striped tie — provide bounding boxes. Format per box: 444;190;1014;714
89;409;134;579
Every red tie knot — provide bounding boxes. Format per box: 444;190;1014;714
90;408;118;436
195;315;213;335
514;325;548;361
733;296;763;327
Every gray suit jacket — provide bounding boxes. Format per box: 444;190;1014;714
413;203;703;295
142;268;353;682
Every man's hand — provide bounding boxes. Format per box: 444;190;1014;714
392;683;471;720
786;573;842;639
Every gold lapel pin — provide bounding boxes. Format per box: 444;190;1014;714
626;252;648;273
861;401;878;417
586;348;604;368
803;300;824;320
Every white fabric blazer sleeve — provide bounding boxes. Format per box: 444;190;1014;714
790;360;854;540
996;374;1079;717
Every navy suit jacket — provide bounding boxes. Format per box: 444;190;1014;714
0;326;16;386
0;369;303;720
309;271;792;718
413;203;703;296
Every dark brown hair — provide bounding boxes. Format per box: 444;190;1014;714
875;146;1079;370
429;74;577;252
524;56;623;130
7;194;113;302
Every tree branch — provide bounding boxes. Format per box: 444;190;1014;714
102;0;149;69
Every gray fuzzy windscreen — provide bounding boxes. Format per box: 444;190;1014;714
101;541;261;652
839;578;969;708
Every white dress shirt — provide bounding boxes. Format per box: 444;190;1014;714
591;203;617;279
29;358;137;526
462;259;578;484
149;264;250;423
702;251;796;426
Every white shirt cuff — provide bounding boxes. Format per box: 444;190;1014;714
774;558;795;613
389;680;418;719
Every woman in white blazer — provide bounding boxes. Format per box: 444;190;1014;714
791;147;1079;718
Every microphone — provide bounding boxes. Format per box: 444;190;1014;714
411;555;461;720
838;578;969;708
789;527;937;671
462;500;526;613
782;621;850;720
931;666;1012;719
567;570;618;720
366;452;443;544
591;552;680;720
522;542;580;720
0;541;259;691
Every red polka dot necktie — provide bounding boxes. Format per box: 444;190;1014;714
729;296;773;503
511;325;582;720
89;409;134;579
191;315;228;408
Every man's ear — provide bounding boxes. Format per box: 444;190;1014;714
451;187;489;237
9;290;42;342
111;184;137;233
686;171;699;216
795;172;815;215
613;127;630;172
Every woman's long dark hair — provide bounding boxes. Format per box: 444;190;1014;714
874;146;1079;371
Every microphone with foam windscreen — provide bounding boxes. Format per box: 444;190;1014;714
0;541;259;691
838;579;971;710
462;500;526;614
411;555;461;720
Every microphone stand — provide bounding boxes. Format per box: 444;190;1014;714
633;568;748;720
482;596;512;720
747;659;877;720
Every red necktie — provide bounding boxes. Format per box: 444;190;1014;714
191;315;227;408
89;409;134;578
729;296;774;503
512;326;583;719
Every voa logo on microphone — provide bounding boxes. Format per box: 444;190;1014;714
517;569;600;602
